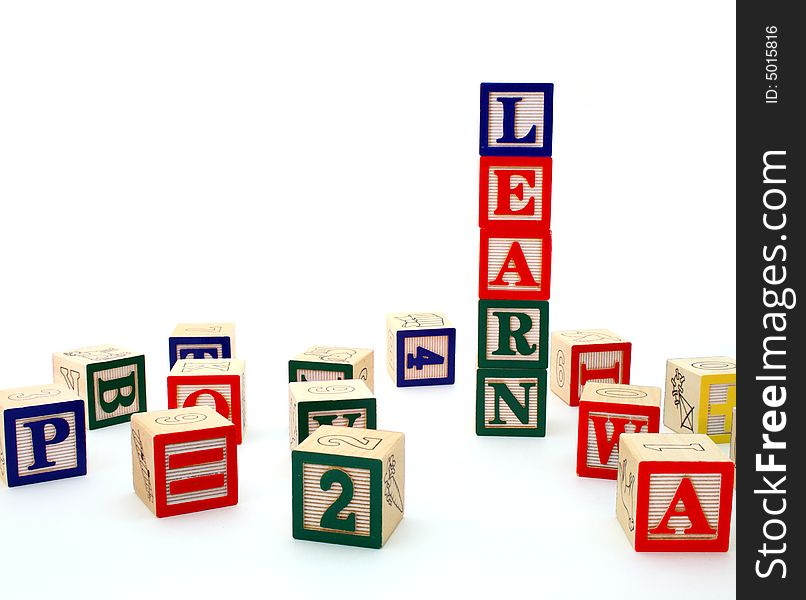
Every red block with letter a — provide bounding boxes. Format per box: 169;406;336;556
479;156;552;231
550;329;632;407
131;406;238;518
576;382;661;479
167;359;246;444
617;433;734;552
479;223;552;300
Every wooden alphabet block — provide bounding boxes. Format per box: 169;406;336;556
52;344;147;429
617;433;734;552
0;384;87;487
289;346;374;392
168;323;235;368
130;406;238;518
576;382;661;479
385;312;456;387
289;380;377;449
480;82;554;157
476;368;547;437
478;300;548;369
479;156;552;230
663;357;736;443
549;329;632;407
479;224;551;300
292;425;404;548
167;359;246;444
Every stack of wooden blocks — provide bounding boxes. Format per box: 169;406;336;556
476;83;553;437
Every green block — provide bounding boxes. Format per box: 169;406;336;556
477;300;549;369
476;368;547;437
53;345;147;430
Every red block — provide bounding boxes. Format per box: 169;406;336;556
167;359;246;444
479;156;552;230
479;224;552;300
131;407;238;518
576;383;661;479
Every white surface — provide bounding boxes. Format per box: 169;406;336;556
0;1;735;598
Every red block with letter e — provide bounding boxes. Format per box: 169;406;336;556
479;156;551;231
616;433;733;552
167;359;246;444
576;382;660;479
479;223;551;300
130;406;238;518
550;329;631;407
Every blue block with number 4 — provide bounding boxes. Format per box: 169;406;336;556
385;312;456;387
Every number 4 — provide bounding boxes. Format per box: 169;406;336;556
406;346;444;370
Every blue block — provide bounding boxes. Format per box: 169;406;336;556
480;82;554;157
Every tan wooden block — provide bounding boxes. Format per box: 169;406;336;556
288;380;377;449
289;346;375;392
130;406;238;517
167;358;247;444
616;433;733;552
52;344;147;430
292;425;404;548
0;383;87;487
386;312;456;387
549;329;632;406
169;322;236;368
663;357;736;443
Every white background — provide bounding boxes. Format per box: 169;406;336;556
0;1;735;598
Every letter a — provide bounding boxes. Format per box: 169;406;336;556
649;477;716;536
489;241;539;288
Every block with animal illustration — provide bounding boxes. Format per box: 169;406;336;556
475;368;547;437
479;82;554;157
663;357;736;443
289;346;375;391
130;406;238;518
386;312;456;387
576;382;661;479
479;224;551;301
478;300;548;369
549;329;632;407
167;359;246;444
168;323;236;368
289;380;376;449
616;433;734;552
52;344;147;429
1;384;87;487
292;425;404;548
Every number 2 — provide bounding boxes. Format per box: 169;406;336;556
320;469;356;532
406;346;444;370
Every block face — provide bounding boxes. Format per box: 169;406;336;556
617;433;734;552
289;380;377;448
395;328;456;386
168;323;236;368
664;357;736;442
577;386;661;479
289;346;374;391
86;355;147;429
292;425;404;548
2;400;87;487
168;359;246;444
479;156;552;230
480;83;554;157
292;452;382;548
480;225;551;300
478;300;548;369
476;369;547;437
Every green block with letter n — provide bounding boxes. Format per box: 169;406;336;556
476;368;547;437
292;451;383;548
86;355;147;429
478;300;548;369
